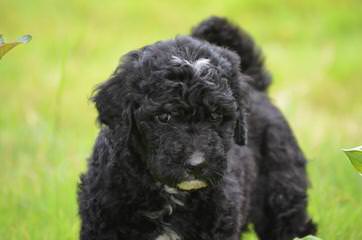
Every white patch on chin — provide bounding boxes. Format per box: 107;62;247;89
164;185;185;206
155;227;181;240
164;185;179;194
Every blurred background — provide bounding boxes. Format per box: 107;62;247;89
1;0;361;239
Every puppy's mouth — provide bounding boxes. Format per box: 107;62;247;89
176;179;208;191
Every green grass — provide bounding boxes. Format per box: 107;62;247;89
1;0;362;239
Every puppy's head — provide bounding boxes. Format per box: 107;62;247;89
93;37;248;191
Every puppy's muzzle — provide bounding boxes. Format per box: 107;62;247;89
177;151;208;191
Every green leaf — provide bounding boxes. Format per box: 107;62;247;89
0;34;32;59
343;145;362;174
17;34;32;44
294;235;322;240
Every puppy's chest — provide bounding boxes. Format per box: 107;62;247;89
146;203;184;240
141;187;189;240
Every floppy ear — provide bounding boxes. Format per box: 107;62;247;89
216;48;250;146
92;76;124;128
92;71;137;143
92;50;144;150
233;74;251;146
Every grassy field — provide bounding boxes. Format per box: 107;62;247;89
1;0;362;239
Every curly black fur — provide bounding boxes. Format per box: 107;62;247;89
78;16;317;240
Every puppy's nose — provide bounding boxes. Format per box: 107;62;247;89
185;151;206;172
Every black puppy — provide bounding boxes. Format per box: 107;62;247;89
78;17;317;240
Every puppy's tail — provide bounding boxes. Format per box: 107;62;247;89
191;16;271;91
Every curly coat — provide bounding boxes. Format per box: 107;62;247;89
78;17;317;240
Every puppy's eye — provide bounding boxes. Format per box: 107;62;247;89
210;112;223;122
156;113;172;123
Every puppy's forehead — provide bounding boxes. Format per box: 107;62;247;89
171;56;211;74
169;55;218;87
